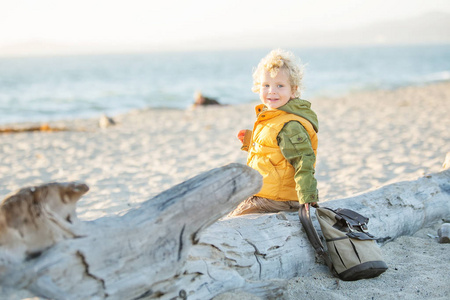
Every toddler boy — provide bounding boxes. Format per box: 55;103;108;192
229;49;319;216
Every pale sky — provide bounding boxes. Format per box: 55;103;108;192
1;0;449;53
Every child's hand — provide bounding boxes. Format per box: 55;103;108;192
237;129;247;144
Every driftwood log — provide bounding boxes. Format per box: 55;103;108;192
0;123;69;133
0;164;449;299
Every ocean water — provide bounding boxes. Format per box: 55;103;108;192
0;45;449;124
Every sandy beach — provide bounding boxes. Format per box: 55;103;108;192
1;82;449;299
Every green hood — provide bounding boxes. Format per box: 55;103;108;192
278;98;319;133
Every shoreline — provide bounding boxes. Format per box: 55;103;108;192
1;79;449;128
0;81;449;299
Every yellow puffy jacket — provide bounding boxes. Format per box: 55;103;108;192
247;102;318;201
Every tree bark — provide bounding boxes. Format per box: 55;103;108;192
0;165;449;300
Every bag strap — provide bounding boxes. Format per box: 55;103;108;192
335;208;369;225
320;207;375;239
298;203;336;275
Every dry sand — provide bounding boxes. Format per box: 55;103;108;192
0;82;449;299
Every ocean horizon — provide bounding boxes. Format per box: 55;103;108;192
0;44;449;125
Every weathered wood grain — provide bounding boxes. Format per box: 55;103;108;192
0;163;263;299
0;165;449;300
170;169;450;299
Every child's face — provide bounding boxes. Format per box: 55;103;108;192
259;69;295;109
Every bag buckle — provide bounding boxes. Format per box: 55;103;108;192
346;221;356;232
360;223;369;232
347;221;369;233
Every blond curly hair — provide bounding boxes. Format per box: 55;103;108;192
252;49;304;98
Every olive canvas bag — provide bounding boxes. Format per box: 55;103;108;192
299;204;388;281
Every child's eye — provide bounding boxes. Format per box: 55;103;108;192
264;84;270;87
277;85;284;88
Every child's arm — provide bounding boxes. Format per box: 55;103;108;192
277;121;318;204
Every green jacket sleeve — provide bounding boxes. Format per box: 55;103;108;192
277;121;319;204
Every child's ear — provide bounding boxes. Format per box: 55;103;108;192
291;86;298;98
